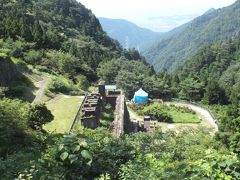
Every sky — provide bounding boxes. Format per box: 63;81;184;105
79;0;236;32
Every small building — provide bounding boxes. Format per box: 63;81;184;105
133;88;148;104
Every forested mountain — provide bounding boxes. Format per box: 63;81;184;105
176;36;240;105
0;1;155;178
0;0;123;77
1;0;240;179
143;0;240;72
0;0;148;88
99;17;163;50
0;0;120;49
171;36;240;159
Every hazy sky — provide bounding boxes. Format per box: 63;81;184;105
79;0;236;32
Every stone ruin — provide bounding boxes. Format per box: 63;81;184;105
80;84;130;134
132;116;158;133
81;93;101;129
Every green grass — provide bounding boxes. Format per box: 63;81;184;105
44;95;83;133
128;102;201;123
100;104;114;128
168;110;200;123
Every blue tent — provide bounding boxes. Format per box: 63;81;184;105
133;88;148;103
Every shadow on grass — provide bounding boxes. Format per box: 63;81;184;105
100;104;115;128
6;74;37;102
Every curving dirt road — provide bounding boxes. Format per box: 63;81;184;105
168;102;218;132
127;101;219;133
32;77;48;103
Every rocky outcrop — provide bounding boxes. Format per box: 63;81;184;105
0;56;19;86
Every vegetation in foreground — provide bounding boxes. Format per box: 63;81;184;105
0;0;239;179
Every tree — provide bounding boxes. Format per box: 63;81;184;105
143;103;173;122
179;77;204;101
27;103;53;129
76;75;89;91
24;50;42;65
230;83;240;106
116;71;143;98
97;59;120;84
203;79;227;105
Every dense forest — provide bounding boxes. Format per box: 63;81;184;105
0;0;239;179
143;0;240;72
173;36;240;156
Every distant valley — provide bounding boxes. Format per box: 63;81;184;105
100;1;240;73
0;0;240;179
99;17;163;51
142;0;240;72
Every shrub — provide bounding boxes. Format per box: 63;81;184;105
27;103;54;129
47;76;77;94
76;75;90;91
14;59;29;72
10;41;24;58
7;85;27;97
24;50;42;65
0;87;8;98
35;65;53;74
143;103;173;123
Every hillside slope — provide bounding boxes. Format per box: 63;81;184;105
175;35;240;104
99;18;162;50
0;0;140;82
0;56;19;86
0;0;148;100
143;0;240;72
0;0;120;49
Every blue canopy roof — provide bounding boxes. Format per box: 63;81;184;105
134;88;148;97
133;88;148;103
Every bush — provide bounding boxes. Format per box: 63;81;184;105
0;48;10;56
7;85;27;97
76;75;90;91
27;103;54;129
0;87;8;98
35;65;54;74
47;76;77;93
10;41;24;58
24;50;42;65
143;103;173;123
14;59;29;72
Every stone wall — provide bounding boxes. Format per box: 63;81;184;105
106;95;118;107
112;95;130;137
81;94;101;129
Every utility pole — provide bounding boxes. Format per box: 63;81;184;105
125;36;129;49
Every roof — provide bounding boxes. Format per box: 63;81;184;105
105;85;117;90
134;88;148;97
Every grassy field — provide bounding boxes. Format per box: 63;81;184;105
168;109;200;123
128;102;201;123
44;95;83;134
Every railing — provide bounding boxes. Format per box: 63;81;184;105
68;94;87;134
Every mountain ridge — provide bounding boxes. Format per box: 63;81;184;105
143;0;240;73
99;17;163;50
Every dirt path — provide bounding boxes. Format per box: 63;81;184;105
128;108;142;121
127;102;218;133
32;77;48;103
168;102;218;132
